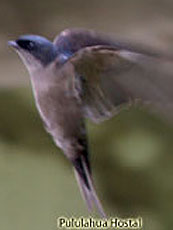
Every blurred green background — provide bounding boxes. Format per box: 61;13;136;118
1;0;173;230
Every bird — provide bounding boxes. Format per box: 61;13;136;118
8;28;173;217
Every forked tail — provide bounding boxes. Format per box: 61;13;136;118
73;155;106;218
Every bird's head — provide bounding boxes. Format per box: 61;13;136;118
8;35;58;72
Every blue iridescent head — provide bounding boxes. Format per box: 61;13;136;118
8;35;58;67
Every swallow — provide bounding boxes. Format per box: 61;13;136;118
8;28;173;217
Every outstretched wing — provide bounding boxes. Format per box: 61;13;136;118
53;28;121;56
53;28;162;60
67;45;173;123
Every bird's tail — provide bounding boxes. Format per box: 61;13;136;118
73;155;106;218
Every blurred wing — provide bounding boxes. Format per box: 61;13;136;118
54;28;163;59
53;28;122;56
67;46;173;123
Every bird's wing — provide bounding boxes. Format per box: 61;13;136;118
53;28;121;56
65;45;173;123
53;28;162;59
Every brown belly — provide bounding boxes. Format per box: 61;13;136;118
35;88;84;155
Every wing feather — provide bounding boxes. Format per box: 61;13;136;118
67;45;173;123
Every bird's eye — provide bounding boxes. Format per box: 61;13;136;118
17;40;35;51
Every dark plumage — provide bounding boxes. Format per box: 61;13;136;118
8;28;173;217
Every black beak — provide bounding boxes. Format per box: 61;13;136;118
8;40;19;49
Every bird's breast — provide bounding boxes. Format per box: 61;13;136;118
31;72;84;151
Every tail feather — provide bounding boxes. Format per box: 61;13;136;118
74;169;93;212
73;155;106;218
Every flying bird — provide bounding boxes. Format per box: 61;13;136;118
8;28;173;217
